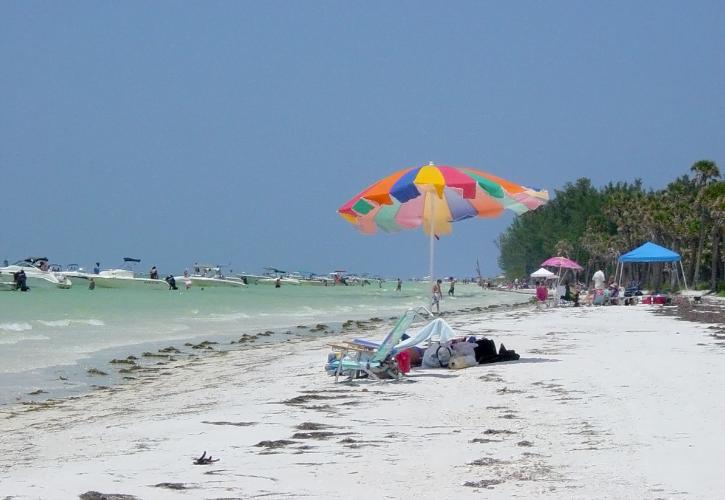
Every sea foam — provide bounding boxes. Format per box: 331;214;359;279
36;319;106;328
0;322;33;332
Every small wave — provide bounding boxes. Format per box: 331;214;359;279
37;320;72;328
199;312;252;322
0;322;33;332
299;306;327;315
36;319;106;328
0;333;49;345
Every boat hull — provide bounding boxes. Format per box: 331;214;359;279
92;276;169;290
0;268;72;289
255;278;301;286
176;276;246;288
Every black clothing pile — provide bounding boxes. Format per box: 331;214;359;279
473;338;520;364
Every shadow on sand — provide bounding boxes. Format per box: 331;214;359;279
407;372;459;379
498;357;561;365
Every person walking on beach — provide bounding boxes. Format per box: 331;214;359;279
396;278;402;292
535;281;548;308
448;278;455;296
432;279;442;313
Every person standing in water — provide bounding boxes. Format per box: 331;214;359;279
431;279;442;313
275;277;281;288
396;278;402;292
88;278;96;290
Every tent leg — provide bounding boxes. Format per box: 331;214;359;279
679;260;688;290
614;262;619;286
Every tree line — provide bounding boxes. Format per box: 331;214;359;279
497;160;724;291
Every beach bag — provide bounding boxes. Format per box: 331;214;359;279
422;342;452;368
449;354;478;369
452;341;476;356
449;341;477;369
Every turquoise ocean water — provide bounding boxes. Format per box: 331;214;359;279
0;282;527;405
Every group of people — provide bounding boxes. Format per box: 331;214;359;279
534;269;629;308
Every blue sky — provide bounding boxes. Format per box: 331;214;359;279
1;1;723;278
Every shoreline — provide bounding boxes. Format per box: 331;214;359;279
1;302;723;498
2;295;530;409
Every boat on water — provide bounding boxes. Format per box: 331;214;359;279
288;272;333;286
176;264;246;288
0;257;73;289
70;258;169;290
239;267;301;286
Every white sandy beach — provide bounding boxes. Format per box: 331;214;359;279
1;304;724;499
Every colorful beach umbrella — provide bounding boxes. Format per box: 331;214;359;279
338;162;549;283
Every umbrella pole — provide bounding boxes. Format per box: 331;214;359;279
429;190;435;286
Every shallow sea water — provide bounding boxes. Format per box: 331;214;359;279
0;282;527;404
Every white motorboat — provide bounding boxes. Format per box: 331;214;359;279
0;258;72;289
288;272;332;286
176;265;246;288
256;276;301;286
59;263;94;284
239;267;301;286
88;258;169;290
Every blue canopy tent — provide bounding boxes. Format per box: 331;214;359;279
615;241;687;290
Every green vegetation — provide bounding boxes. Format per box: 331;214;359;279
498;160;724;290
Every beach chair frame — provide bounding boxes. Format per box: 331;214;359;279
328;306;432;382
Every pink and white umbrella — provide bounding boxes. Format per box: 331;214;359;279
541;256;583;270
541;256;583;286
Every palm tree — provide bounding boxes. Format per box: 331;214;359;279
691;160;721;285
701;181;725;290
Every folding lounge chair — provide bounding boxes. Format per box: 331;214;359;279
327;306;431;382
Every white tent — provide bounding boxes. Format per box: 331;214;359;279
530;267;557;280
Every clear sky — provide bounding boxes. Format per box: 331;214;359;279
1;1;723;278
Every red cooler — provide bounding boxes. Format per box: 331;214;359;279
395;350;411;374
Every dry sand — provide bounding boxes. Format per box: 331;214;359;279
1;303;724;499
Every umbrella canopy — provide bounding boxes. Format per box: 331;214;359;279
530;267;557;279
541;256;583;271
338;163;548;236
618;241;681;263
338;162;548;283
